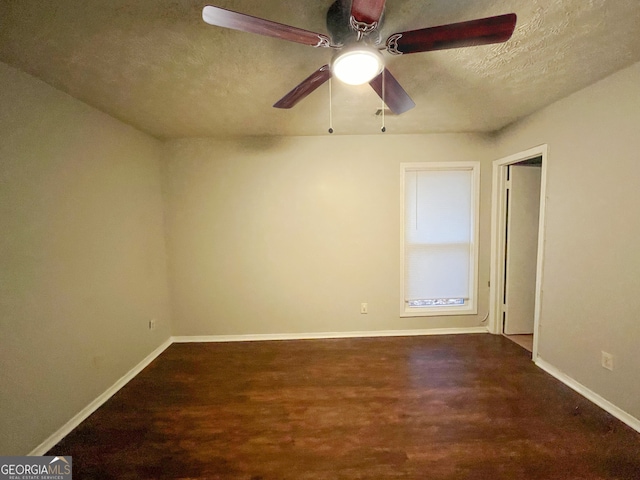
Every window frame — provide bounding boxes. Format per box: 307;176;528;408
400;161;480;317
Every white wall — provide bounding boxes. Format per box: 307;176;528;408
162;134;495;336
495;61;640;420
0;62;172;455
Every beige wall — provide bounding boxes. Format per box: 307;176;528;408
0;62;172;455
162;134;495;336
495;61;640;419
4;53;639;455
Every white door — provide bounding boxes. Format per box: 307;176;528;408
504;164;541;334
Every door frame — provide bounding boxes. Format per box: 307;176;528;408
488;144;548;360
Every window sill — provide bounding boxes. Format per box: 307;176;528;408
400;306;477;317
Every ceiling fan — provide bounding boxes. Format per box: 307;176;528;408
202;1;516;115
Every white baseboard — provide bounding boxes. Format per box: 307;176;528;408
28;327;488;454
171;326;488;343
535;358;640;434
28;338;173;456
27;331;640;457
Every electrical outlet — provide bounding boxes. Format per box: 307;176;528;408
149;319;157;331
601;351;614;371
360;303;368;314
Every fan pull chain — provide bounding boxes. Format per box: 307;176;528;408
381;70;386;133
328;77;334;134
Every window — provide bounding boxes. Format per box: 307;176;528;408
401;162;480;317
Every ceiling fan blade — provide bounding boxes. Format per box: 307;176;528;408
350;0;386;28
202;5;331;47
369;68;416;115
386;13;516;55
273;65;332;109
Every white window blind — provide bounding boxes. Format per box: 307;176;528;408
401;163;479;316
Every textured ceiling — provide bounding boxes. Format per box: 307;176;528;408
1;0;640;138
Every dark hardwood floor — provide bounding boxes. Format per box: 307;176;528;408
47;334;640;479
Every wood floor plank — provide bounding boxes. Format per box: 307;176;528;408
47;334;640;479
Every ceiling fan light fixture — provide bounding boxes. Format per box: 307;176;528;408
331;46;384;85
